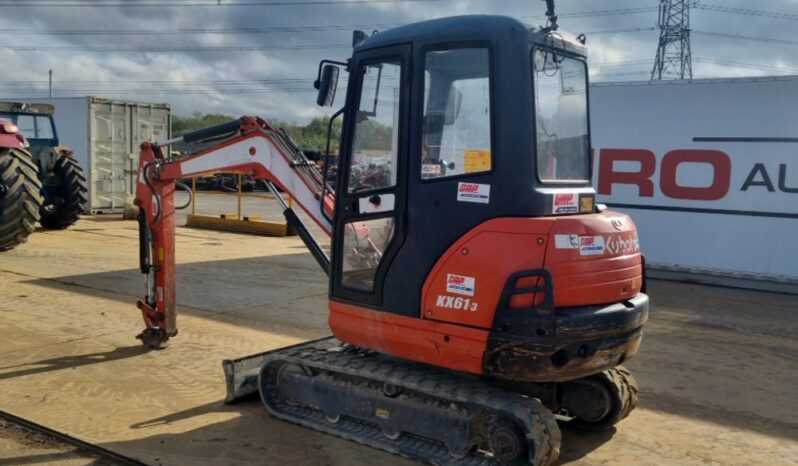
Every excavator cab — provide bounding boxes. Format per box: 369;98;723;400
308;16;647;383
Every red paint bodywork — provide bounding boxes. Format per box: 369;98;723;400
330;212;644;377
0;117;27;150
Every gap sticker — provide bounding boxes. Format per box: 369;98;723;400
457;182;490;204
446;273;475;296
579;236;605;255
554;234;580;249
552;192;579;214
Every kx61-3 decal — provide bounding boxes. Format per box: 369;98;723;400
435;295;479;312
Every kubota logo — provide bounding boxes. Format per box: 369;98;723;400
554;193;575;206
459;183;479;193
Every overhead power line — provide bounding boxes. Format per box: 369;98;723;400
586;27;656;35
0;24;401;35
0;78;314;85
0;10;661;37
0;25;658;38
2;44;351;53
0;0;445;6
694;57;798;74
590;59;652;68
694;3;798;21
0;88;320;94
532;7;658;18
693;30;798;47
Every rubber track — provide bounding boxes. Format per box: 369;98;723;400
0;147;42;250
259;340;561;466
39;155;87;229
0;409;149;466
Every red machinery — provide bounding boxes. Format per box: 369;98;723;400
0;117;42;251
135;10;648;466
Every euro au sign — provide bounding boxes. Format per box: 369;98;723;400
457;182;490;204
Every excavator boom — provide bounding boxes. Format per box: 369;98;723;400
135;116;333;346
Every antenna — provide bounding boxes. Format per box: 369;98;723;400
542;0;558;31
651;0;693;80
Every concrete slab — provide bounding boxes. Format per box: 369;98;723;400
1;217;797;465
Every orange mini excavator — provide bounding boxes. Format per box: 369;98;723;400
134;5;648;465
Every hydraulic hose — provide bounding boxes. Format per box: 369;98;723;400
174;180;193;210
142;161;161;227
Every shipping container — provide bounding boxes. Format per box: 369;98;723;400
20;96;171;213
590;75;798;291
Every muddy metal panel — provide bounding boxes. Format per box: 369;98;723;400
590;76;798;286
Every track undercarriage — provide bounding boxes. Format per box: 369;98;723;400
224;337;637;466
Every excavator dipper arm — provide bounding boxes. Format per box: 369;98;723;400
134;116;333;348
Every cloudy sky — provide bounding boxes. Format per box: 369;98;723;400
0;0;796;122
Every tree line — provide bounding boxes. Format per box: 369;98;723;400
172;112;393;155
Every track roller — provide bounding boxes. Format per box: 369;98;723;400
559;366;638;431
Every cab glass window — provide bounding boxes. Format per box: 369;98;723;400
34;116;55;139
15;115;36;138
341;217;395;291
13;115;54;140
533;49;590;182
421;48;492;180
347;61;401;193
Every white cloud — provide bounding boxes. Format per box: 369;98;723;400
0;0;795;120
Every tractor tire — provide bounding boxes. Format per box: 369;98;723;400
0;147;43;251
39;155;87;230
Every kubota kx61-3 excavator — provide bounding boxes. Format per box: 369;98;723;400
134;6;648;465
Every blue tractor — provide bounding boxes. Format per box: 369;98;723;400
0;102;87;241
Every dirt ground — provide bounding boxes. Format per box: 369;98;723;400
0;419;114;465
0;203;796;465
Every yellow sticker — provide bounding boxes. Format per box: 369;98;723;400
579;196;594;213
375;408;390;419
463;149;491;173
158;247;164;262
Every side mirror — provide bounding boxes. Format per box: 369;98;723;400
444;86;463;125
315;64;340;107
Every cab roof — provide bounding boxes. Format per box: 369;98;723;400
355;14;586;57
0;102;55;115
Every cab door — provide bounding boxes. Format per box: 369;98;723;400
331;44;410;307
